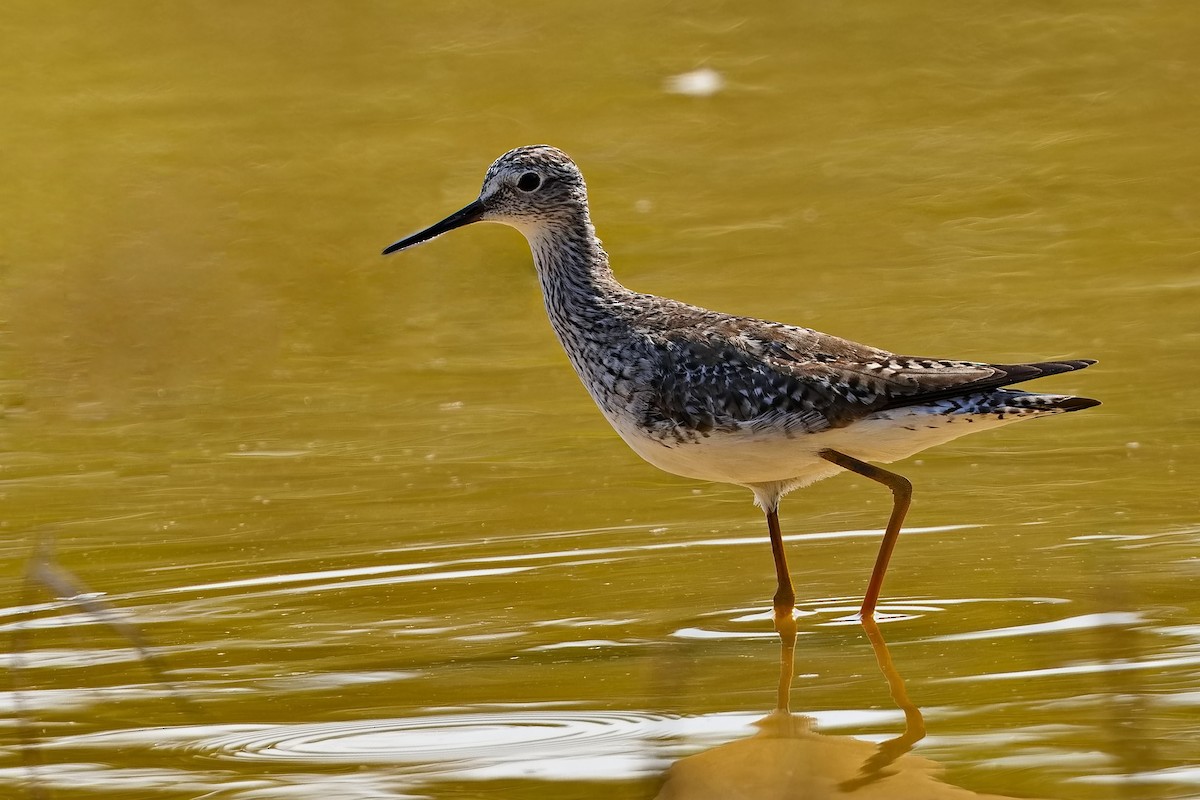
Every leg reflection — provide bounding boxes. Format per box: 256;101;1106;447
837;617;927;790
773;607;798;713
656;616;1055;798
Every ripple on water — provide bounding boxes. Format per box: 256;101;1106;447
32;710;689;782
194;710;679;778
27;711;750;780
670;595;1073;640
37;707;919;785
0;763;418;799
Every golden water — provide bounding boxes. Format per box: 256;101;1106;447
2;2;1198;798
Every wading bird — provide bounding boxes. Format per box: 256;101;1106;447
382;145;1098;619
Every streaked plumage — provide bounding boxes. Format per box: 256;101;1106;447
383;145;1099;619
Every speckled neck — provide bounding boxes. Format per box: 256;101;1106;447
523;212;644;415
528;212;622;301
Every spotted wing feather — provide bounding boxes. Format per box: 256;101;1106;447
638;302;1095;434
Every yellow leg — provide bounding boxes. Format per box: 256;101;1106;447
819;449;913;619
766;506;796;615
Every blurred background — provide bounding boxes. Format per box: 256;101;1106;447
1;1;1197;798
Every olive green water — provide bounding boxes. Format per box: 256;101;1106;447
1;2;1198;798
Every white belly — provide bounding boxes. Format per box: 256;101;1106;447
609;407;1026;489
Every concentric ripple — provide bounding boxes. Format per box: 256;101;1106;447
179;710;699;780
671;594;1078;640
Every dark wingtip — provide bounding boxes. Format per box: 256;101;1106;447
1058;396;1101;412
997;358;1098;384
1036;359;1098;375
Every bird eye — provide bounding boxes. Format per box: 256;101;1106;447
516;172;541;192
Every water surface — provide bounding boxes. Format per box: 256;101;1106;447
2;2;1198;798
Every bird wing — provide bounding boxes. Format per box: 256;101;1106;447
754;326;1095;413
641;303;1093;433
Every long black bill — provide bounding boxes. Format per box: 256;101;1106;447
382;199;486;255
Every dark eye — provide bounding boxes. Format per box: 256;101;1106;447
516;172;541;192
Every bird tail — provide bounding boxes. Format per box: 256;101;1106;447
978;390;1100;415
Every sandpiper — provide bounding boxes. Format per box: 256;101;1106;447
382;145;1099;619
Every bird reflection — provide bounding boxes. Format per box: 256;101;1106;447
655;612;1051;800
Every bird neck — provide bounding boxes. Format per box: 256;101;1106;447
527;214;628;317
523;214;643;409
